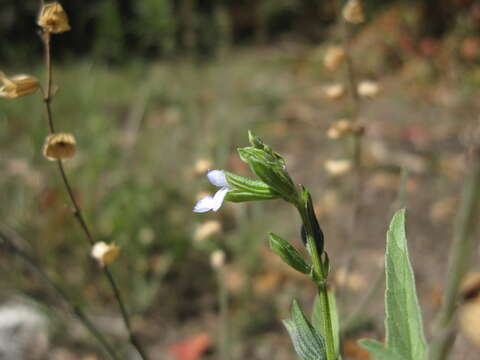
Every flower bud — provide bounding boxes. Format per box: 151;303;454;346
42;133;76;161
38;2;71;34
91;242;120;266
323;83;346;101
0;73;39;99
324;46;346;71
358;80;381;98
342;0;365;24
238;147;297;203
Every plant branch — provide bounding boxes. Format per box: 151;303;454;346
38;20;149;360
0;229;120;360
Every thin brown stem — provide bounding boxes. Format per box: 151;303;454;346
336;17;365;308
37;16;149;360
0;229;121;360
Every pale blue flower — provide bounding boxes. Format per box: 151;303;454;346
193;170;232;213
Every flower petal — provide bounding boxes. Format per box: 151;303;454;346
207;170;229;188
212;187;229;211
193;195;215;213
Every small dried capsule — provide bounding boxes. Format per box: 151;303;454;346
42;133;76;161
0;73;39;99
38;2;71;34
91;242;120;266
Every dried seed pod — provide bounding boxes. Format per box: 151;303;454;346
42;133;76;161
459;273;480;348
210;250;226;269
323;83;346;101
194;220;222;241
0;73;39;99
324;159;353;176
38;2;71;34
324;46;346;71
193;159;214;176
342;0;365;24
358;80;381;98
327;119;354;139
91;242;120;266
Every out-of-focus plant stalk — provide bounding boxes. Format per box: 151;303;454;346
0;230;120;360
38;4;149;359
217;268;230;360
431;148;480;360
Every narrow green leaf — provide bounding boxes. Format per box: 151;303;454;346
384;209;428;360
283;300;327;360
312;291;339;357
358;339;403;360
269;233;311;274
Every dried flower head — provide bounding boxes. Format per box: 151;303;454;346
324;46;346;71
327;119;354;139
0;73;39;99
194;159;214;176
324;159;353;176
210;250;226;269
459;273;480;348
358;80;381;98
42;133;76;161
38;2;71;34
323;83;346;101
91;242;120;266
342;0;365;24
194;220;222;241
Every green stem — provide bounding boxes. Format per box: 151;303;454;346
297;203;336;360
430;149;480;360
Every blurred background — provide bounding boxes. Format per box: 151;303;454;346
1;0;480;359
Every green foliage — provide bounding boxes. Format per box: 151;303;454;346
268;232;311;274
283;300;327;360
359;210;428;360
312;292;340;358
133;0;176;55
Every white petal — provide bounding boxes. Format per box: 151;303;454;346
207;170;229;188
211;187;229;211
193;195;215;213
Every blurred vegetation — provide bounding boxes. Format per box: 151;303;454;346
2;0;480;358
1;0;479;64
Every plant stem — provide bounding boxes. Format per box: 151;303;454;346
217;267;230;360
297;203;336;360
431;148;480;360
38;17;149;360
0;229;121;360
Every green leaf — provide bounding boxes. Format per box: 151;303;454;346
312;291;339;357
224;171;278;196
283;300;327;360
358;340;403;360
269;233;311;274
359;209;428;360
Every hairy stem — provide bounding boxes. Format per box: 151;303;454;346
0;230;120;360
38;13;149;360
297;203;336;360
